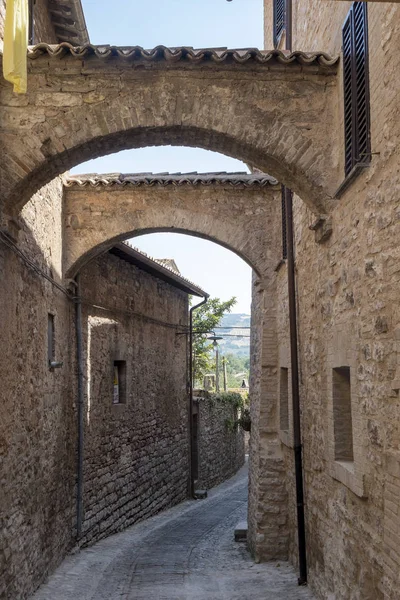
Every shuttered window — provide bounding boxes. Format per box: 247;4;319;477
28;0;34;44
342;2;371;176
273;0;286;48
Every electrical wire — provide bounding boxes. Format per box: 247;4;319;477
0;230;250;335
0;230;73;298
81;298;188;331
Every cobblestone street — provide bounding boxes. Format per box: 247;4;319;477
33;464;314;600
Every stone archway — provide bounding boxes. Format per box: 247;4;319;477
62;171;290;562
0;45;339;219
63;172;280;277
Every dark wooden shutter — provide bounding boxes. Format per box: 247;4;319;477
273;0;286;48
343;3;370;176
28;0;34;44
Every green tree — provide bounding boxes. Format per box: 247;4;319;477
221;353;250;388
192;296;237;387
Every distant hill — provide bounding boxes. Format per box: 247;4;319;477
217;313;250;357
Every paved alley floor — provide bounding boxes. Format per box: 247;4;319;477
33;464;314;600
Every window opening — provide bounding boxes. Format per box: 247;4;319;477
113;360;127;404
342;2;371;176
280;367;289;431
332;367;354;462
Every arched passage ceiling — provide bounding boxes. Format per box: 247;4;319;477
63;172;281;278
0;45;339;218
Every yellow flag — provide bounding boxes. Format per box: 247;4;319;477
3;0;29;94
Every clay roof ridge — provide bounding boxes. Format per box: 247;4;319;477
64;172;279;188
25;43;339;67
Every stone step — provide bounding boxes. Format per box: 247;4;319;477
234;520;248;542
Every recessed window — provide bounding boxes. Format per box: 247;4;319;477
48;313;55;365
280;367;289;431
113;361;127;404
342;2;371;176
332;367;354;462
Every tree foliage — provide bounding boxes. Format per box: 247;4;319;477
192;296;237;386
222;353;250;388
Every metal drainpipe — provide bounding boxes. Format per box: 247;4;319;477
285;188;308;585
74;273;85;540
189;294;209;498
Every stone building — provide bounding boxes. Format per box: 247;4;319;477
77;242;205;547
1;0;400;599
262;2;400;600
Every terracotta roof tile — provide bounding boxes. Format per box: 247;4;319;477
64;172;279;188
27;43;339;68
113;241;207;298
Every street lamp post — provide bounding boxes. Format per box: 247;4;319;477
207;333;223;393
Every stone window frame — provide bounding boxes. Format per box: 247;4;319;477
327;329;366;498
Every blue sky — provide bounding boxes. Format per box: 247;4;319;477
73;0;264;313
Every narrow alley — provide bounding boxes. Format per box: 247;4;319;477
32;464;314;600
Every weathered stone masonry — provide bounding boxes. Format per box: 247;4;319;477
62;172;280;277
61;172;288;564
265;1;400;599
7;0;400;598
0;179;76;600
0;169;283;598
193;392;245;492
78;250;192;546
0;45;339;218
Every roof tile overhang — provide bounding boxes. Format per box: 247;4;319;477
27;43;339;69
64;172;280;188
48;0;89;45
110;242;208;298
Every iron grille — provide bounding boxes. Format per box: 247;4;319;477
273;0;286;48
281;185;287;260
342;2;371;176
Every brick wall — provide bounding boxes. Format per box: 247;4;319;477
78;252;190;546
193;393;245;491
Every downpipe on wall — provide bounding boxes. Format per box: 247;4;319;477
285;187;308;585
74;273;85;540
189;294;209;498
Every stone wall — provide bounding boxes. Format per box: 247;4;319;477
0;179;76;600
78;251;191;545
264;2;400;599
193;393;245;491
